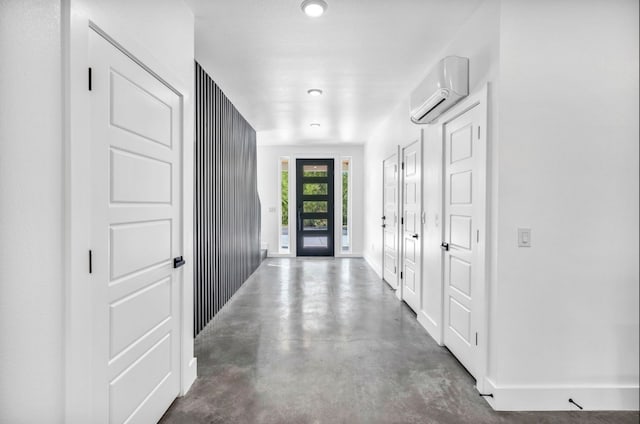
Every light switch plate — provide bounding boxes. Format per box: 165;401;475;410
518;228;531;247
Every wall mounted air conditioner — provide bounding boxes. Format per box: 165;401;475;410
410;56;469;125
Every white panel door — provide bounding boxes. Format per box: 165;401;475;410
443;104;485;378
382;153;399;288
401;138;422;312
90;30;182;424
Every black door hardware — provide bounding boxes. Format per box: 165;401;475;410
440;242;449;251
173;256;185;268
411;233;419;239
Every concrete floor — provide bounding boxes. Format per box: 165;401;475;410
161;258;638;424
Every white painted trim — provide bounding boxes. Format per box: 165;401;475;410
363;254;383;279
267;252;296;258
338;253;363;258
417;310;443;345
483;378;640;411
64;14;195;422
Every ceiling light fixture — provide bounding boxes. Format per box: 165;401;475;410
301;0;327;18
307;88;323;96
310;123;321;128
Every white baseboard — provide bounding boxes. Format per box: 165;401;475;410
482;377;640;411
417;311;443;346
266;252;294;258
382;278;397;290
181;357;197;396
336;252;363;258
363;254;382;278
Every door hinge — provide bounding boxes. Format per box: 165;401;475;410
401;217;404;225
394;266;397;274
89;250;93;274
401;162;405;170
88;67;92;91
475;332;478;346
400;271;403;279
477;230;480;243
477;126;480;139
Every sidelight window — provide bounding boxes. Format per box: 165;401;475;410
279;157;289;253
341;158;351;252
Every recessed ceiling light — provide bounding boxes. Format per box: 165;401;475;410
310;123;321;128
301;0;327;18
307;89;323;96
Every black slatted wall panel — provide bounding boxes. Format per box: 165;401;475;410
194;62;261;336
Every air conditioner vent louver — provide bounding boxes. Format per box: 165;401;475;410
410;56;469;125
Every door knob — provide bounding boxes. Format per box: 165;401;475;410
411;233;419;239
440;242;449;251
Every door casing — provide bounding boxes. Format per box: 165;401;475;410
64;16;196;423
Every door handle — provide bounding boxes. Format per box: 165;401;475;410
411;233;419;239
173;256;185;268
382;216;386;220
440;242;449;251
297;207;302;232
382;224;386;228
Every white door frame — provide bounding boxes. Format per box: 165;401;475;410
381;149;400;290
436;84;490;393
63;14;196;423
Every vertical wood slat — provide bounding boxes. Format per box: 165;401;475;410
194;62;261;336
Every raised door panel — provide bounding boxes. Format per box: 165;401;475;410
110;71;172;147
109;220;172;280
110;149;172;204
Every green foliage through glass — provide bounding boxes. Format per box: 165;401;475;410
281;168;288;225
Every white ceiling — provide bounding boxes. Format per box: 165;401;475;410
186;0;483;145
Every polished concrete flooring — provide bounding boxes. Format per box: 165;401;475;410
161;258;638;424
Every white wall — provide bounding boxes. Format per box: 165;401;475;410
0;1;195;422
257;144;364;257
73;0;194;83
363;0;500;343
488;0;639;408
0;1;64;422
363;0;639;410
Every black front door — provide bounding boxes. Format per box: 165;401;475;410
296;159;335;256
